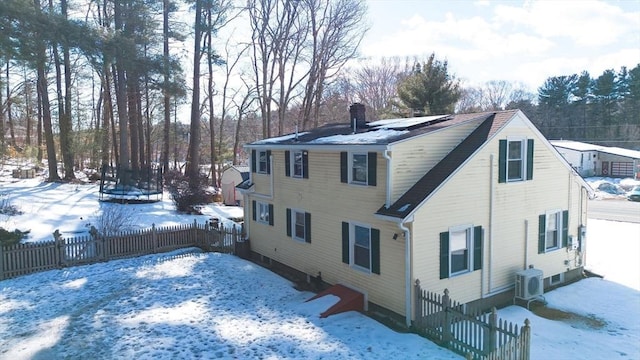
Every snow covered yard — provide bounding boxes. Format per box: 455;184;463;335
0;174;639;359
0;248;459;360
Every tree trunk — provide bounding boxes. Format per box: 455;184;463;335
58;0;75;180
162;0;171;174
186;0;203;186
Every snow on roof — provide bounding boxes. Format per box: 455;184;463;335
307;129;409;144
551;140;640;159
367;115;448;129
253;132;310;144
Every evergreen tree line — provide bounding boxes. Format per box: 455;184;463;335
0;0;637;189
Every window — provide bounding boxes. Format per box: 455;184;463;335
450;227;470;275
341;222;380;274
538;210;568;253
258;150;269;174
440;226;483;279
507;140;524;181
354;225;371;269
285;150;308;178
340;152;377;186
251;149;271;174
498;139;534;183
252;200;273;226
286;208;311;243
352;154;368;184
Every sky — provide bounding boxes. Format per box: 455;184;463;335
359;0;640;91
0;165;639;359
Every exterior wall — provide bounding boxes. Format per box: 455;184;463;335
221;169;244;206
597;153;639;177
389;120;482;204
411;114;587;312
247;149;408;315
554;148;597;177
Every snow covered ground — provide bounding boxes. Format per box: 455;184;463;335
0;172;639;359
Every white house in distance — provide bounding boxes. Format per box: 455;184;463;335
551;140;640;179
239;105;594;327
220;165;250;206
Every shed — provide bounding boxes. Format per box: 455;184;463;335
551;140;640;178
221;165;250;206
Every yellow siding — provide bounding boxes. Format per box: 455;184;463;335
389;120;482;203
411;114;587;307
248;150;408;315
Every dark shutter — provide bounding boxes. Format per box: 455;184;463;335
538;214;546;254
473;226;482;271
526;139;534;180
498;140;507;183
285;150;291;177
268;204;274;226
266;150;271;174
342;222;350;264
251;150;256;173
252;200;257;221
286;208;292;237
371;228;380;274
562;210;569;248
340;152;348;183
303;151;309;179
440;232;449;279
368;152;377;186
305;212;311;243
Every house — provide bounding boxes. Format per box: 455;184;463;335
220;165;250;206
551;140;640;179
239;104;594;327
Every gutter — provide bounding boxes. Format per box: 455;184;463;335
398;219;413;328
383;148;392;208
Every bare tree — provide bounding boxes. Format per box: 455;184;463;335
350;57;401;119
299;0;367;129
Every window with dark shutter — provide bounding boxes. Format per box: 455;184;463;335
371;228;380;274
440;232;449;279
368;152;377;186
342;222;349;264
526;139;534;180
285;151;291;177
286;208;292;237
473;226;482;271
340;152;348;183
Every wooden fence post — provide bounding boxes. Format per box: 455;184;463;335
414;279;422;330
522;318;531;360
443;288;451;347
486;307;497;355
152;224;158;253
193;219;198;247
53;230;64;267
0;244;4;280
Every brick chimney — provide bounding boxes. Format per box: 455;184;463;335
349;103;366;130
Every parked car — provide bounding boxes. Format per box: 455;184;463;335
627;186;640;202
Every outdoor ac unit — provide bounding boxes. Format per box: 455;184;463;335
515;268;544;300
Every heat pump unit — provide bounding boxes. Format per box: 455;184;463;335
515;268;544;300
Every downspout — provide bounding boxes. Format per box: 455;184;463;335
398;219;412;328
383;148;392;207
487;154;495;295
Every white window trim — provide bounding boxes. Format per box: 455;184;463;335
544;209;562;252
506;137;526;182
256;201;270;225
291;150;304;178
257;150;268;174
349;153;368;185
448;224;474;277
291;208;307;243
350;221;372;273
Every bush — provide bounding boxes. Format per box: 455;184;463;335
164;170;210;214
0;195;22;216
94;205;136;236
0;228;30;246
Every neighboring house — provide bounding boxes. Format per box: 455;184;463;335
221;165;250;206
239;104;594;327
551;140;640;179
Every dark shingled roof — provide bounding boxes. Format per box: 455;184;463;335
248;112;504;146
376;110;518;219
